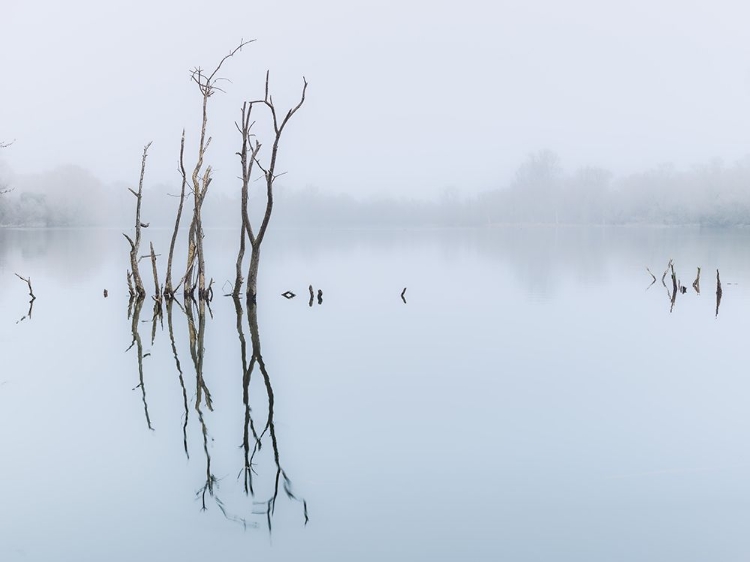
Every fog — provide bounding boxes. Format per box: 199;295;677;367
3;150;750;228
2;0;750;203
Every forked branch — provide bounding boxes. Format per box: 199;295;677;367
184;40;252;301
241;73;308;302
15;273;36;301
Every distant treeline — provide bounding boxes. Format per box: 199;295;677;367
2;150;750;228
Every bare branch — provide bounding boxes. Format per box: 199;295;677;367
15;273;36;300
254;156;269;176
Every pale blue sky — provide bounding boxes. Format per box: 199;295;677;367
2;0;750;197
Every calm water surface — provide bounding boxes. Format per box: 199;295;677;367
1;226;750;561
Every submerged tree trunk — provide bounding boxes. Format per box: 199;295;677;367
123;142;152;298
165;130;188;300
239;72;308;303
247;245;262;303
183;41;251;301
233;102;261;298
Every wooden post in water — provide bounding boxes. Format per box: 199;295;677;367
715;269;722;318
692;267;701;294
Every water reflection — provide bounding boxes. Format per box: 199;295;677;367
647;260;725;318
14;273;35;323
125;295;307;531
126;296;153;431
166;299;191;458
235;297;309;530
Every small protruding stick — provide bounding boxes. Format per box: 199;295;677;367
668;262;678;313
150;242;161;302
401;287;407;303
646;268;656;282
15;273;35;300
715;269;722;318
308;284;314;308
662;259;673;287
693;267;701;294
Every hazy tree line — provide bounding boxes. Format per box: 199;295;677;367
2;149;750;228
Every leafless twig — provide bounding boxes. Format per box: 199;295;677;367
14;273;35;300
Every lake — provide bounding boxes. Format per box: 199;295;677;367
1;225;750;561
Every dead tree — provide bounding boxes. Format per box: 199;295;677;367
164;131;188;300
232;102;262;297
182;40;253;301
239;71;308;303
123;142;152;298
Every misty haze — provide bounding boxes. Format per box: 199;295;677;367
2;1;750;561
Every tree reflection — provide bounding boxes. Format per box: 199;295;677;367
166;299;190;458
647;262;725;319
126;295;306;531
14;273;36;323
126;296;154;431
184;299;220;513
236;297;308;531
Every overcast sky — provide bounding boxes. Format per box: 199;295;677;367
2;0;750;198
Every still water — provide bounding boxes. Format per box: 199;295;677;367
1;226;750;561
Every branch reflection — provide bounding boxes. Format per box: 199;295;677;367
238;298;308;532
126;296;154;431
166;299;190;458
125;295;306;532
